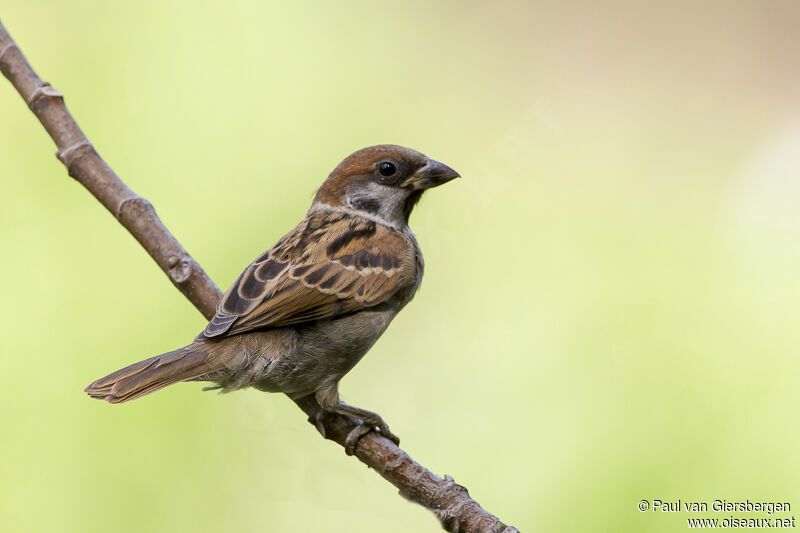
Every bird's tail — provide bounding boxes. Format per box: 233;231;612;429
85;346;217;404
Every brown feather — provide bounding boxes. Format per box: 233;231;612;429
203;212;417;338
85;347;219;403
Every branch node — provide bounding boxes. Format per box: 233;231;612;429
438;474;469;502
56;140;93;176
0;41;16;63
168;256;192;283
27;81;63;106
116;195;155;221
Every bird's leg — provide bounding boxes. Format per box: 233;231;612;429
305;401;330;438
315;384;400;455
289;392;332;438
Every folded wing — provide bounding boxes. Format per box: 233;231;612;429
203;212;417;338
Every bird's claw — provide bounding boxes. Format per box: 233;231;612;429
344;419;400;455
308;409;329;438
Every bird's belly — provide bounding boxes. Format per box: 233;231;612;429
247;307;396;395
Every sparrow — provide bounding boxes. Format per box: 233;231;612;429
85;144;459;452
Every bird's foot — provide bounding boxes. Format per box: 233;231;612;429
307;407;332;439
344;418;400;455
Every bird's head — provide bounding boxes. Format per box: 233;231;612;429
313;145;459;227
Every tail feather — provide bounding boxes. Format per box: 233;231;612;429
85;347;216;404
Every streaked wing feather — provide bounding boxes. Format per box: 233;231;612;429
203;212;416;338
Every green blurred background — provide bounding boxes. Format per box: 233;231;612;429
2;1;799;531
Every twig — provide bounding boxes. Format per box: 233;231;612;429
0;19;518;533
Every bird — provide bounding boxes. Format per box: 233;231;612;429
85;144;459;453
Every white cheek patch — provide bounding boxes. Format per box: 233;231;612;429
345;182;412;228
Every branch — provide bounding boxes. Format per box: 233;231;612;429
0;19;518;533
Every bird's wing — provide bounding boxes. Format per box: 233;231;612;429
203;211;418;338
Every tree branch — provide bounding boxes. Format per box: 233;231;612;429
0;19;518;533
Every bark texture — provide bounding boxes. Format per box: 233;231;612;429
0;19;518;533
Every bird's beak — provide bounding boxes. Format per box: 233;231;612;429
401;159;460;190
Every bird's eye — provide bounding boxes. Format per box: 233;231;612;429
378;161;396;177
